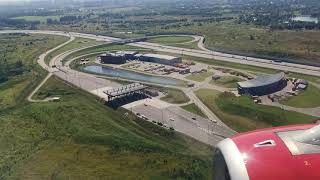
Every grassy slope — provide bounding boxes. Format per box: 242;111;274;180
210;76;243;88
186;72;212;82
181;103;208;118
64;44;140;61
160;88;190;104
5;77;213;179
146;36;194;44
195;89;317;132
44;37;101;65
0;34;68;108
280;84;320;108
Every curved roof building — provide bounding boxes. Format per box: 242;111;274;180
237;72;287;96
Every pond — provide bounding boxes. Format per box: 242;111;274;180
83;65;183;86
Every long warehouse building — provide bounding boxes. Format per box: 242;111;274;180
237;72;287;96
138;54;182;65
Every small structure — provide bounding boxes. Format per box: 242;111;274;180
138;54;182;66
296;84;307;90
145;88;159;97
104;83;146;101
187;82;195;87
116;51;138;60
296;79;308;86
98;53;126;64
212;75;221;81
237;72;287;96
179;68;191;74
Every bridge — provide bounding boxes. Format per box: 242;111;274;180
104;83;146;101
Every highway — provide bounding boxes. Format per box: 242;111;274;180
1;30;320;77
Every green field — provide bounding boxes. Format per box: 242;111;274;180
173;41;201;49
181;103;208;118
1;77;213;179
210;76;243;88
162;21;320;65
0;33;68;108
195;89;317;132
280;85;320;108
146;36;194;44
186;71;213;82
160;88;190;104
12;16;61;24
63;43;143;62
178;54;320;84
45;37;102;65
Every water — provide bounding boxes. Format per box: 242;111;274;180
292;16;318;24
84;65;182;86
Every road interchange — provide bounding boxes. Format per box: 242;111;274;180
2;30;319;146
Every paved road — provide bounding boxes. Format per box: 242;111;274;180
1;30;320;77
131;105;235;146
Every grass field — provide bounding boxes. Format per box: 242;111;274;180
45;37;102;65
63;44;143;62
163;21;320;65
160;88;190;104
195;89;317;132
181;103;208;118
280;85;320;108
2;77;213;179
146;36;194;44
12;16;61;24
186;72;213;82
210;76;243;88
179;54;320;84
173;41;201;49
0;33;68;108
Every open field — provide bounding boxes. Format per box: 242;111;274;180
0;33;68;108
63;44;141;61
1;76;214;179
186;72;212;82
146;36;194;44
12;16;61;24
173;41;201;50
45;37;102;65
176;54;320;84
195;89;317;132
162;21;320;65
280;84;320;108
160;88;190;104
210;76;243;88
181;103;208;118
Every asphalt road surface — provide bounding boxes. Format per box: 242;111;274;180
131;105;235;146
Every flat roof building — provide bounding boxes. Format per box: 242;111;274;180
237;72;287;96
138;54;182;66
98;51;139;64
98;53;126;64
